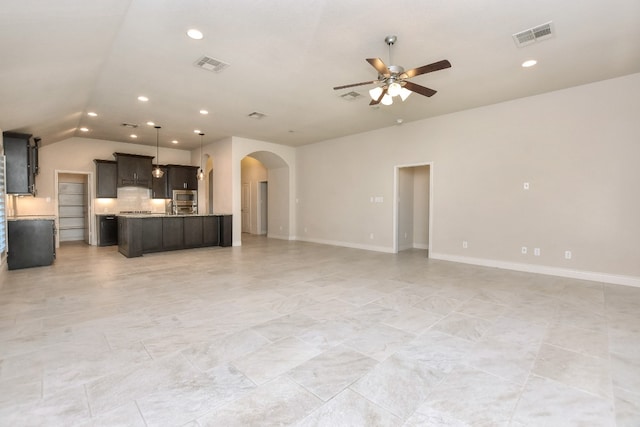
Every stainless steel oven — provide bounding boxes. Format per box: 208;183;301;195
172;190;197;214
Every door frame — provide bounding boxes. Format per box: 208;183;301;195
393;162;433;254
54;170;94;248
257;180;268;235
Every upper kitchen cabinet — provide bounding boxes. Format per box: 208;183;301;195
2;131;38;195
151;166;169;199
94;159;117;198
167;165;198;191
114;153;153;188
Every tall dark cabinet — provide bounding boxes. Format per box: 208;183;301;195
94;160;118;198
7;219;55;270
3;131;38;195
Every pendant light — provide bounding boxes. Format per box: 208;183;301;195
197;132;205;181
152;125;164;178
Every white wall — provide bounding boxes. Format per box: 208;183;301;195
296;73;640;285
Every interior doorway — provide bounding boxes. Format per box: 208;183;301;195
258;181;268;235
55;171;93;247
394;163;431;255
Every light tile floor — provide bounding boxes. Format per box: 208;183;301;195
1;236;639;426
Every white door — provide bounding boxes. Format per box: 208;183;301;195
241;183;250;233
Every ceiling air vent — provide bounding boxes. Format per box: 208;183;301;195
512;21;554;47
248;111;267;119
340;91;361;101
120;122;138;128
194;55;229;73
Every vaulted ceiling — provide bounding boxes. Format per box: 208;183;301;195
1;0;639;150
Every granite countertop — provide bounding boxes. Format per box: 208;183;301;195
8;215;57;221
117;213;230;218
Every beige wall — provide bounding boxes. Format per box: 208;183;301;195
296;73;640;285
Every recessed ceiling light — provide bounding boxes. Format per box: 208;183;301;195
193;129;201;134
79;127;89;132
187;29;204;40
130;134;138;138
87;112;97;117
171;140;179;144
137;95;149;102
146;121;155;126
522;59;537;68
199;109;208;115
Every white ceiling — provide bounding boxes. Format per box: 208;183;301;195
1;0;639;150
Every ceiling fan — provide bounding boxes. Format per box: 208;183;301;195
333;35;452;106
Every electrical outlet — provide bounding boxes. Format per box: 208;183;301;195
534;248;541;256
370;233;374;239
521;246;528;254
564;250;572;259
462;241;468;249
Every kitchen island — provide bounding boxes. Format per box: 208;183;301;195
117;214;232;258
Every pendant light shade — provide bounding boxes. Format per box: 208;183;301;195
152;125;164;178
197;132;205;181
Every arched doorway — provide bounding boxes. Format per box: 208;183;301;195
239;150;290;243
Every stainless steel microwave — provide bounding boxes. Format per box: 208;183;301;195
172;189;197;205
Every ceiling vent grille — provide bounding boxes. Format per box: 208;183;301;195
194;55;229;73
120;122;138;128
340;91;361;101
513;21;554;47
248;111;267;119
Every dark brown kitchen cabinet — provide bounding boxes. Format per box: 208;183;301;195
219;215;233;247
3;131;38;195
7;219;55;270
203;216;220;246
94;160;117;198
114;153;153;188
118;215;230;257
142;217;163;252
183;216;203;248
151;166;169;199
167;165;199;191
162;217;183;250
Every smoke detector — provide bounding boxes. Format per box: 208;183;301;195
513;21;554;47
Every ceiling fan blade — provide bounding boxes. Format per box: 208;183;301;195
366;58;390;76
402;59;452;79
369;87;388;106
333;80;378;90
403;81;437;97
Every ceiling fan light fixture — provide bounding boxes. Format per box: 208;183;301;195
381;94;393;106
387;82;402;97
369;86;383;100
399;87;412;101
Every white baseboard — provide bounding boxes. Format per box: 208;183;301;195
430;252;640;288
413;243;429;250
267;233;293;241
295;236;395;253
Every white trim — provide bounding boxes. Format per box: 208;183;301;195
413;243;429;250
430;252;640;288
295;236;395;253
268;233;294;241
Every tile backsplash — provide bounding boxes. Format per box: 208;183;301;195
94;187;168;213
